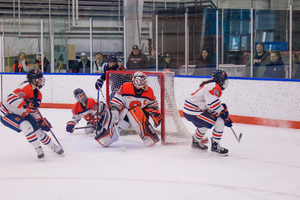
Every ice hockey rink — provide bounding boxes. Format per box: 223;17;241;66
0;108;299;200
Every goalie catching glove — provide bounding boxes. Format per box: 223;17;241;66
145;107;162;128
37;118;52;132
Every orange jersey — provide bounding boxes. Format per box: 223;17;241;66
12;61;31;73
70;98;100;124
111;82;158;110
0;83;42;119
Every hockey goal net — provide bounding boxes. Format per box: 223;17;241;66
105;70;191;145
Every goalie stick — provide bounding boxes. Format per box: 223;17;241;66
230;127;242;143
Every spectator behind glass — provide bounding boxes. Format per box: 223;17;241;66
35;52;50;73
78;51;91;73
162;54;177;74
263;51;285;78
193;49;216;76
292;52;300;79
12;52;31;73
245;42;271;77
148;47;164;71
126;45;149;70
93;52;107;73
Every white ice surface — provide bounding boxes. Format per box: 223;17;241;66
0;108;300;200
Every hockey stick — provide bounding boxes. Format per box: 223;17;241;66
230;127;242;143
95;89;100;136
37;109;63;149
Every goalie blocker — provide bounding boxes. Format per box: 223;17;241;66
94;106;160;147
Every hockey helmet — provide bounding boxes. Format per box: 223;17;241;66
74;88;87;103
132;71;148;90
212;70;228;90
27;69;45;89
107;53;117;63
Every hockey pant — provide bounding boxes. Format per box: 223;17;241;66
184;112;225;143
95;106;160;147
1;113;56;148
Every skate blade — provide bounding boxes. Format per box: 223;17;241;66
191;148;208;153
38;157;45;162
211;151;228;156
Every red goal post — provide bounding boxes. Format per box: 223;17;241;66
105;70;191;145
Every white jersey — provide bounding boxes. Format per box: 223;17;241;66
183;82;224;116
111;82;158;111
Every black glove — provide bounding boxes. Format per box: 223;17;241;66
92;117;103;131
224;117;233;127
37;118;52;132
146;108;162;128
95;79;104;90
220;103;229;120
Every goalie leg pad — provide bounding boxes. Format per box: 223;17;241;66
127;106;160;146
94;126;119;147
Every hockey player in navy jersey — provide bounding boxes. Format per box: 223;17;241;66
183;70;233;156
0;69;63;160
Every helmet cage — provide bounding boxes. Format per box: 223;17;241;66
74;88;87;103
133;72;148;90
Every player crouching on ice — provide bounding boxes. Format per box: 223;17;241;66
183;70;233;156
0;69;63;160
94;71;162;147
66;88;111;135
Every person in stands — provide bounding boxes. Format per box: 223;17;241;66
12;52;31;73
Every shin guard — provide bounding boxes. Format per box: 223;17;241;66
127;106;160;146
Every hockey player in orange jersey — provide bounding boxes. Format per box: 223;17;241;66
0;69;63;160
183;70;233;156
66;88;112;135
95;71;162;147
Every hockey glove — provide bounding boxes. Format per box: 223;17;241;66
92;117;103;131
220;103;229;120
37;118;52;132
224;117;233;128
66;121;76;133
111;109;119;124
146;108;162;128
95;79;104;90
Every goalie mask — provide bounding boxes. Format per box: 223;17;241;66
74;88;87;103
212;70;228;90
132;71;148;90
27;69;45;89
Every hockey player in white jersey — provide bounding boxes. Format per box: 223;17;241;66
94;71;161;147
0;69;63;160
183;70;233;156
66;88;111;135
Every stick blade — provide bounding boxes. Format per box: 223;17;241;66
238;133;242;143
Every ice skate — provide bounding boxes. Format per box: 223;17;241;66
210;138;228;156
35;146;44;160
52;144;64;156
191;136;208;151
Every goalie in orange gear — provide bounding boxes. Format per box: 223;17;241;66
94;71;162;147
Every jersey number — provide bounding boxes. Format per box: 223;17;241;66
84;113;95;122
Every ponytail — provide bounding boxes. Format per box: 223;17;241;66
199;79;215;88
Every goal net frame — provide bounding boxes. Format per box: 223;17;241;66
105;70;191;145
